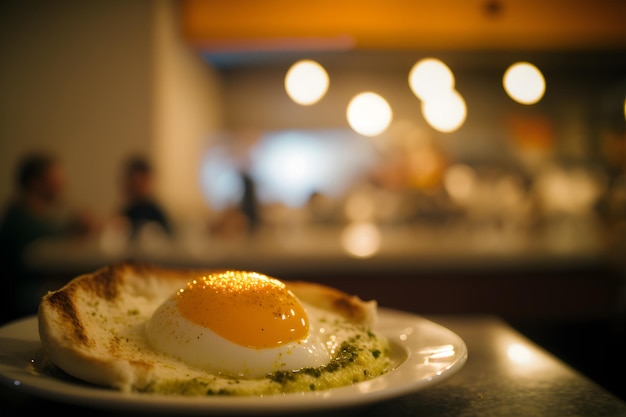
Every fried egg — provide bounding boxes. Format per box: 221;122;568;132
146;270;332;378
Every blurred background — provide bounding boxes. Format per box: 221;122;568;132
1;0;625;399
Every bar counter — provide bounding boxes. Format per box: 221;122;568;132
1;314;624;417
23;224;623;321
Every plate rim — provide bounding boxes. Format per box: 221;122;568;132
0;308;468;415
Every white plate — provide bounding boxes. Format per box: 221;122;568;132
0;309;467;415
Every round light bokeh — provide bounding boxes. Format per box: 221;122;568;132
346;92;393;137
421;89;467;133
503;62;546;105
408;58;455;101
284;59;330;106
341;221;381;258
444;164;477;203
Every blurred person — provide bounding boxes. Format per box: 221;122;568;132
118;155;173;241
307;190;340;225
207;170;261;239
230;131;262;235
0;152;96;322
206;168;262;239
238;168;260;234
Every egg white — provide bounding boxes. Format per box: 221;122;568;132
146;296;338;379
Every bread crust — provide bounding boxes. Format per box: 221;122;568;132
37;261;378;391
285;281;377;327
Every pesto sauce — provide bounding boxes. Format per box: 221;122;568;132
141;324;392;397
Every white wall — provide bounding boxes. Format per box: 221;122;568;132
0;1;153;217
153;0;224;222
0;0;223;223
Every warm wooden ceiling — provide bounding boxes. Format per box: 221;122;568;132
180;0;626;53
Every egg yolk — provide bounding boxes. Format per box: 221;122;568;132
176;271;309;349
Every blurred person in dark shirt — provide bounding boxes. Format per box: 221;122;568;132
239;168;260;233
0;152;96;322
119;155;173;240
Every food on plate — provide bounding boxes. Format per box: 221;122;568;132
37;262;393;396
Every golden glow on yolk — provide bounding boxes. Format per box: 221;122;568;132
176;271;309;349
